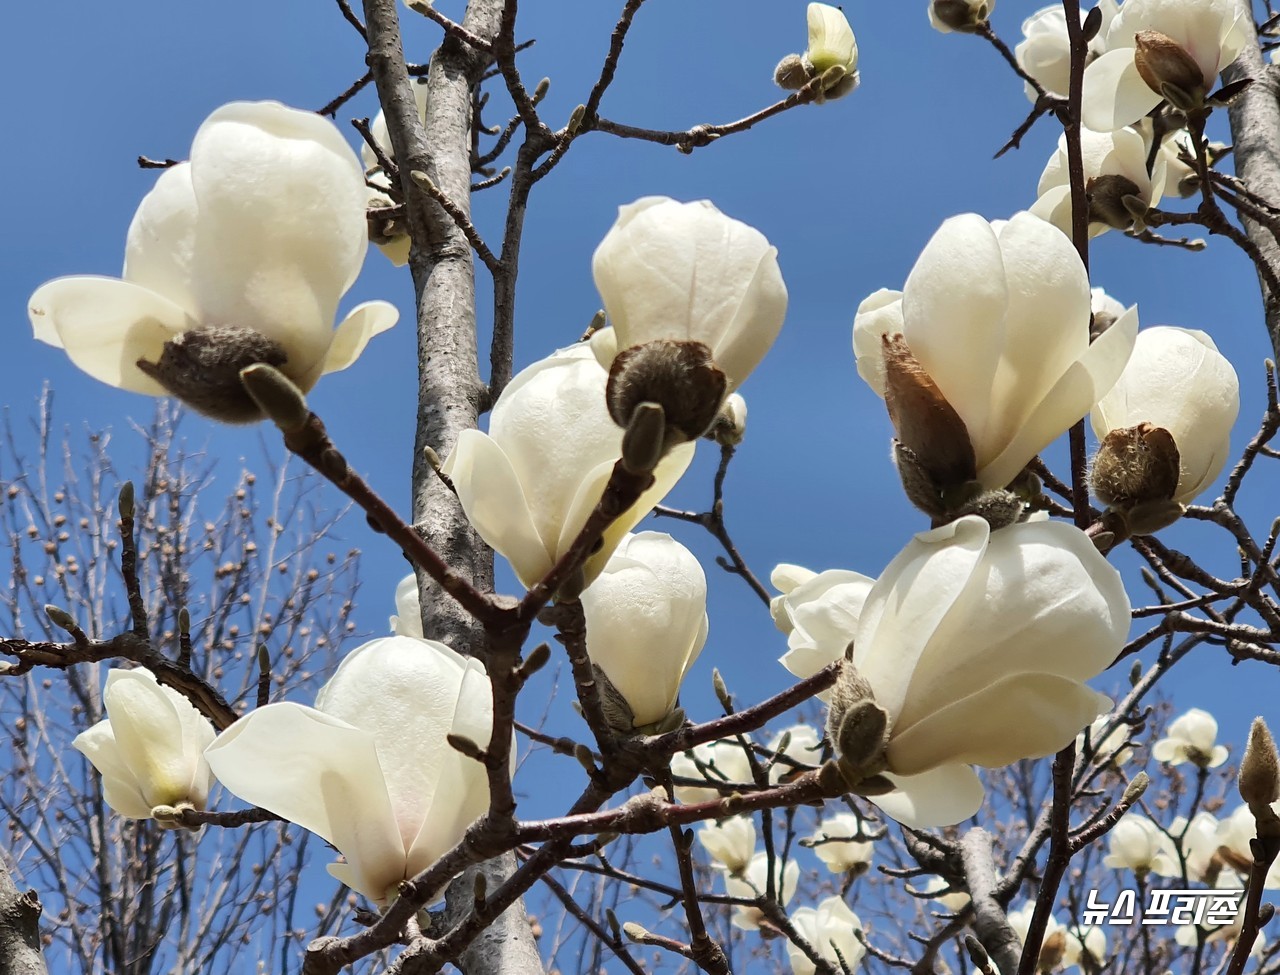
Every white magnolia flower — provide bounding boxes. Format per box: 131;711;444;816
787;896;865;975
1016;2;1119;100
767;724;823;785
390;573;423;638
205;636;500;905
1176;900;1267;958
1007;903;1102;970
1152;707;1230;767
726;852;801;930
929;0;994;34
1103;814;1178;876
29;101;397;423
72;668;217;820
670;738;755;803
1078;716;1134;768
1069;925;1108;970
442;343;694;589
362;80;430;266
1155;811;1223;883
809;812;874;875
581;532;708;730
715;393;749;445
854;212;1138;491
1082;0;1249;131
591;197;787;390
1216;804;1280;888
1092;286;1128;328
1092;327;1239;505
1031;126;1168;236
697;815;756;874
910;876;972;913
846;515;1129;829
771;564;875;695
804;3;860;92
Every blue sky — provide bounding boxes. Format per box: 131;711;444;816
5;0;1278;933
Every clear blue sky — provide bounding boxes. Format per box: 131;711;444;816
4;0;1277;922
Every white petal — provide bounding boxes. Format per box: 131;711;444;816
28;277;195;395
871;765;985;828
851;289;904;398
322;301;399;375
72;721;154;819
123;163;202;316
1082;49;1162;132
102;669;207;808
391;574;423;638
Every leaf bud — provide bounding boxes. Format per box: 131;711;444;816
1240;717;1280;807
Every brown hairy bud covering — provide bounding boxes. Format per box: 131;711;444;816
1039;931;1068;972
1241;717;1280;807
774;53;812;90
1090;422;1181;509
606;340;728;446
932;0;990;33
1086;174;1147;230
826;660;889;782
136;325;289;424
1134;30;1207;108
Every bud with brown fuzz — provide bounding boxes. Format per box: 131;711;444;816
930;0;992;34
1086;174;1149;231
1240;717;1280;807
606;340;728;449
1134;30;1207;110
1090;422;1181;511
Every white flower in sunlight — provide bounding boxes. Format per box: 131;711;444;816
669;738;755;804
29;101;397;424
591;197;787;390
1103;814;1178;876
771;564;875;695
809;811;874;875
1078;716;1133;768
1007;903;1103;970
1082;0;1248;131
1091;327;1239;506
1152;707;1230;768
441;343;694;590
836;516;1129;829
205;636;500;905
1031;126;1168;236
697;815;756;874
72;668;216;820
1068;924;1108;970
1176;900;1267;958
725;852;801;930
581;532;708;731
1216;804;1280;888
787;896;865;975
854;212;1137;493
362;80;431;266
929;0;994;34
389;573;423;638
767;724;823;785
909;876;971;913
1154;811;1223;883
1015;2;1119;100
804;3;860;97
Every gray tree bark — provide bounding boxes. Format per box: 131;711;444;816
961;829;1022;975
1225;0;1280;361
362;1;545;972
0;859;47;975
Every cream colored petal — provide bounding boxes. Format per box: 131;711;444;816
123;163;201;316
1082;48;1162;132
321;301;399;375
28;277;195;395
204;702;404;903
390;574;423;638
872;764;985;828
851;288;903;398
72;721;154;819
102;669;205;808
443;429;553;588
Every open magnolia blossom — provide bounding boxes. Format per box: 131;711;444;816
696;815;756;875
362;80;430;266
580;531;708;732
1015;2;1119;100
1155;812;1226;884
1091;327;1239;507
1153;707;1230;768
833;515;1129;829
669;738;754;803
204;636;499;905
854;212;1138;498
72;667;216;821
1216;804;1280;888
1078;716;1134;768
1103;814;1178;876
442;343;694;589
389;573;423;639
808;812;874;875
1082;0;1248;131
591;196;787;393
1009;902;1107;972
786;896;865;975
725;852;801;930
767;724;822;786
1176;910;1268;959
771;563;875;697
28;101;397;423
1031;126;1168;236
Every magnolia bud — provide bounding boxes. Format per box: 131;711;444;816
1086;174;1148;231
711;393;748;447
1241;717;1280;807
774;53;811;90
605;340;727;447
1134;30;1207;109
240;363;311;433
826;662;889;781
930;0;991;33
136;325;289;424
620;402;667;474
1090;422;1181;510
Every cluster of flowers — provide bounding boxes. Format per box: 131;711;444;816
27;0;1251;969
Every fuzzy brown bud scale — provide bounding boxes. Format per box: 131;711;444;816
606;340;728;448
1090;422;1181;509
1134;30;1207;109
1086;174;1147;230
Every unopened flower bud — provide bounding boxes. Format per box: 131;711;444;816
929;0;992;34
1134;30;1207;109
774;53;812;90
711;393;748;447
1240;717;1280;807
804;3;860;99
1090;422;1181;511
606;340;728;447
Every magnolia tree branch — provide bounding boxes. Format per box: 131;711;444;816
960;829;1021;975
0;857;47;975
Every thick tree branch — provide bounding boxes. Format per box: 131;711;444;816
0;858;47;975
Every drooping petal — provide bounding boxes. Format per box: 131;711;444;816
28;277;195;395
71;722;154;819
322;301;399;374
204;702;404;903
871;764;985;828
